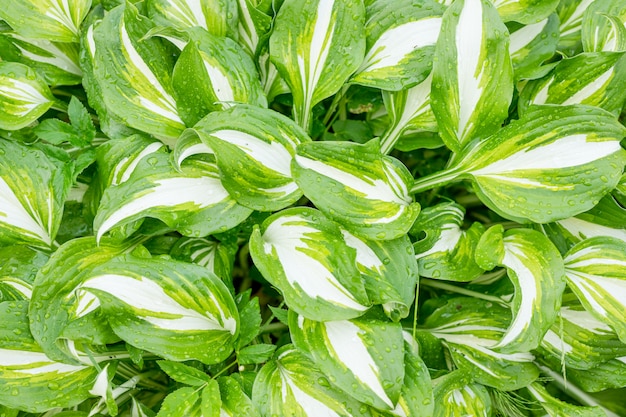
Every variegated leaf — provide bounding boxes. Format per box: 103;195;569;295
422;297;539;391
290;311;404;410
258;45;291;102
170;237;237;283
411;202;485;282
83;254;239;364
293;139;420;240
564;237;626;343
556;356;626;392
269;0;366;130
90;3;185;146
172;129;214;167
508;14;560;81
432;371;492;417
0;301;97;413
146;0;238;38
539;305;626;370
527;382;606;417
413;105;626;223
0;62;56;131
0;246;48;301
581;0;626;53
249;207;370;321
187;104;308;211
252;345;371;417
29;237;129;363
475;226;566;353
0;0;91;43
491;0;559;24
172;28;267;126
0;33;82;86
341;229;418;321
236;0;272;56
350;0;444;91
557;0;596;56
0;139;71;248
379;72;437;154
94;152;252;242
430;0;513;152
519;52;626;116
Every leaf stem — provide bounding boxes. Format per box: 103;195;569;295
379;121;405;155
420;278;509;307
259;322;288;334
411;168;464;194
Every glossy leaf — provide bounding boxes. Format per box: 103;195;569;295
146;0;238;38
157;361;212;386
83;254;239;364
557;0;596;56
527;382;606;417
491;0;559;24
508;14;560;81
289;312;404;410
0;246;48;301
430;0;513;152
293;139;420;240
170;236;237;282
217;376;260;417
269;0;366;130
475;226;566;353
249;207;370;321
581;0;626;53
432;371;492;417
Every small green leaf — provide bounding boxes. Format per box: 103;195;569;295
156;387;201;417
67;96;95;145
236;294;262;350
238;344;277;365
34;118;78;145
201;380;222;417
157;361;212;386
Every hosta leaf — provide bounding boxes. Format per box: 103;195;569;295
475;227;566;353
527;382;606;417
432;371;492;417
289;311;404;410
94;152;252;241
558;356;626;392
0;301;97;413
420;105;626;224
217;376;260;417
172;28;267;126
508;14;560;81
0;33;82;86
540;306;626;369
341;229;418;321
252;345;371;417
412;202;485;282
293;139;420;240
519;52;626;116
0;62;55;131
0;139;71;248
170;236;237;282
90;3;185;145
0;0;91;43
491;0;559;24
350;0;444;91
581;0;626;53
422;297;539;391
558;0;595;55
146;0;238;38
249;207;370;321
29;237;129;362
188;104;308;211
0;246;48;301
172;129;214;167
269;0;366;130
564;237;626;343
430;0;513;152
83;254;239;364
236;0;272;55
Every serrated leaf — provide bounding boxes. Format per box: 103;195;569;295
67;96;95;145
432;371;492;417
34;118;79;145
217;376;260;417
412;202;486;282
157;361;212;386
188;104;308;211
539;305;626;369
269;0;366;130
156;387;201;417
418;105;626;223
289;311;404;410
0;62;55;131
476;227;566;353
519;52;626;115
238;344;276;365
172;28;267;126
0;0;91;43
235;294;261;350
341;229;418;321
0;33;82;86
527;382;606;417
430;0;513;152
201;380;222;417
252;345;371;417
94;152;252;241
293;139;420;240
82;254;239;364
422;297;540;391
508;14;560;81
564;237;626;343
491;0;559;24
350;0;444;91
249;207;370;321
0;246;48;301
147;0;238;38
90;3;185;145
0;301;97;413
0;139;71;248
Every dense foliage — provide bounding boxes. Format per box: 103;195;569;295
1;0;626;416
